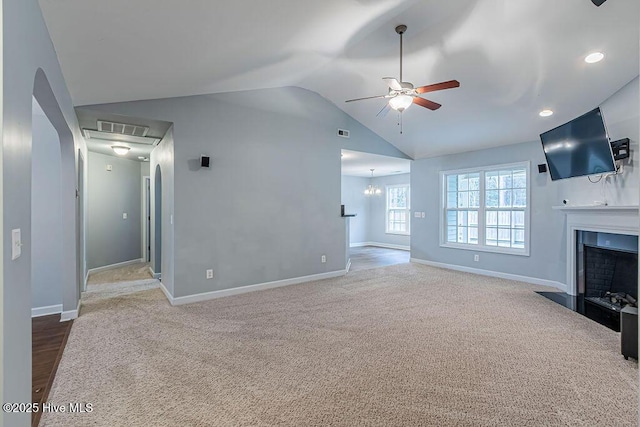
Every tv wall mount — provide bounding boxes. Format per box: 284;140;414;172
610;138;630;161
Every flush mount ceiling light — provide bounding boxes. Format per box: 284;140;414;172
539;109;554;117
585;52;604;64
364;169;382;196
111;146;130;155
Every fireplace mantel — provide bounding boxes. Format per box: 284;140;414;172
557;205;639;295
553;205;639;213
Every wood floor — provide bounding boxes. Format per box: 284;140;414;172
348;246;410;272
32;314;73;427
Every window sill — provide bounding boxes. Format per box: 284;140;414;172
439;242;529;257
386;232;410;236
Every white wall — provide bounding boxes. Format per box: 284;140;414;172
341;176;369;244
31;107;62;312
411;77;639;286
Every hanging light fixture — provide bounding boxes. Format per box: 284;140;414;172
364;169;382;195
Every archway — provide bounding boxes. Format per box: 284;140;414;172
30;69;80;423
154;165;162;277
32;68;79;311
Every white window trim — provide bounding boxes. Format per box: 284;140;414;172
439;161;530;256
386;184;411;236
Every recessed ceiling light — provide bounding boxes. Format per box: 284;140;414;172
111;146;130;155
539;109;554;117
585;52;604;64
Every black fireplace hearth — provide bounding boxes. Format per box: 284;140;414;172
538;232;638;332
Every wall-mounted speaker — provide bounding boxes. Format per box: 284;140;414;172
200;155;210;168
538;164;548;174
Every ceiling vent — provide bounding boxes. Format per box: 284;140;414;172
82;129;161;145
98;120;149;137
338;129;350;138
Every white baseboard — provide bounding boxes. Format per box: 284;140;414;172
149;266;161;279
88;258;144;275
60;300;82;322
31;304;63;318
410;258;567;292
350;242;410;251
164;269;347;306
159;282;173;303
346;259;351;273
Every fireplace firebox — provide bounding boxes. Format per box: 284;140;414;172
576;232;638;331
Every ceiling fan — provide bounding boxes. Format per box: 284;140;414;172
345;25;460;118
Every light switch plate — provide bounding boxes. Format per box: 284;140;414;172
414;212;420;218
123;213;128;219
11;229;22;260
106;165;113;171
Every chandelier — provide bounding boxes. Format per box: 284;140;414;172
364;169;382;196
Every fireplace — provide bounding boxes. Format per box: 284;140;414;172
576;231;638;331
584;245;637;311
537;206;639;332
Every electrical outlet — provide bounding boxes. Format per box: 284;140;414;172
421;212;425;218
321;255;326;263
122;212;128;219
206;269;214;279
474;254;480;262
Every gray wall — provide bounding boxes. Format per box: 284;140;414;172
150;129;175;295
340;176;369;244
31;110;62;310
82;86;409;298
87;151;143;269
2;0;86;423
141;161;150;177
411;77;639;285
369;173;411;248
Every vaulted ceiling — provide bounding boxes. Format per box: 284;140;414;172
39;0;639;159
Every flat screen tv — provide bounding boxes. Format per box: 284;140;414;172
540;107;616;181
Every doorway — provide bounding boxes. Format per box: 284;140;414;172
144;176;151;263
78;150;86;291
340;149;412;272
154;165;162;277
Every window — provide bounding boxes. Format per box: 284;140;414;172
441;162;529;255
386;184;410;235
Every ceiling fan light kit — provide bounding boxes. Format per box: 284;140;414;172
345;24;460;133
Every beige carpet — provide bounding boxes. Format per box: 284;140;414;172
41;263;637;426
87;262;153;286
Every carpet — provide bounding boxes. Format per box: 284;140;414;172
41;263;638;426
87;262;153;286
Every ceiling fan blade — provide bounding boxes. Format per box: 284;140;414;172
413;97;441;110
376;103;391;118
345;95;388;103
383;77;402;91
415;80;460;94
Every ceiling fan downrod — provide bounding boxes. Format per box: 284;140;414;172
396;25;407;83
